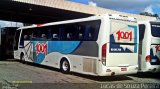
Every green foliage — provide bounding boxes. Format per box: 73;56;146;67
139;12;159;18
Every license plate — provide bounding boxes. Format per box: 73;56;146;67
121;68;127;71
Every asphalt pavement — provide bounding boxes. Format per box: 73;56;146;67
0;59;160;89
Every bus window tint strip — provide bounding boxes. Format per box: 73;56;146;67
22;20;101;41
151;22;160;37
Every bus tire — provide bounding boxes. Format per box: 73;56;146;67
60;58;70;73
20;53;25;64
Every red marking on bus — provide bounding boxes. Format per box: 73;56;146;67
36;24;44;27
116;30;132;41
155;45;160;53
36;43;48;55
121;67;127;71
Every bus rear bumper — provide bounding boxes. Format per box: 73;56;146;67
98;65;138;76
146;65;160;73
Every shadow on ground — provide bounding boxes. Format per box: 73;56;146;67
128;72;160;79
25;61;133;82
71;72;133;82
2;59;133;82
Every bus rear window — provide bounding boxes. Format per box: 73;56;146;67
151;23;160;37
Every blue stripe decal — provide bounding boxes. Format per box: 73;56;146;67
128;25;138;53
32;41;80;63
48;41;81;54
110;35;132;53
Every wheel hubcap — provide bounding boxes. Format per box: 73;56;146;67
62;61;68;71
22;56;25;61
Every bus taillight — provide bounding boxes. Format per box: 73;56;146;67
146;55;150;62
102;44;107;65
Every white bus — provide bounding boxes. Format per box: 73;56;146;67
138;21;160;72
14;14;139;76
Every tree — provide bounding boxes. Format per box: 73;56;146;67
139;12;159;18
153;14;159;17
140;12;153;16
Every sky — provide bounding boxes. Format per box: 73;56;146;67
68;0;160;15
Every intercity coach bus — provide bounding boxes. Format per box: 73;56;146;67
138;21;160;72
14;14;139;76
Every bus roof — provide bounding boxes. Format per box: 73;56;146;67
18;14;137;30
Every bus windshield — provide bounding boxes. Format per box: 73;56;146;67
151;22;160;37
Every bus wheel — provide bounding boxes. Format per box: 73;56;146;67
20;53;25;64
60;59;70;73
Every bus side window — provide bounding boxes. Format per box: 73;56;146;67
48;25;60;41
31;32;36;40
19;30;24;47
65;24;76;40
76;21;100;41
48;29;52;40
84;26;91;40
79;33;83;40
77;25;85;40
23;29;32;40
139;24;145;41
24;35;28;40
67;33;73;40
59;27;66;40
41;34;46;39
52;34;58;40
